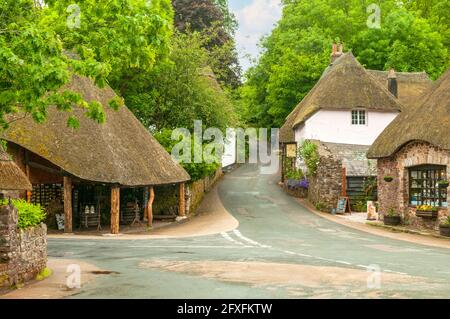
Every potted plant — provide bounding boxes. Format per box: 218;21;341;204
439;216;450;237
438;180;449;189
383;176;394;183
384;208;401;226
416;205;439;219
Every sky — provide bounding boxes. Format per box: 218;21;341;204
229;0;282;73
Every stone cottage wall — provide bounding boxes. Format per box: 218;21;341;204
308;143;343;212
186;168;223;216
377;141;450;231
0;205;47;289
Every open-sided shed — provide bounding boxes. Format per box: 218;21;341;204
2;75;190;234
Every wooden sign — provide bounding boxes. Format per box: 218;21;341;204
286;143;297;158
336;197;351;214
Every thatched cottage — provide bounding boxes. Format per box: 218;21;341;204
280;45;433;211
367;69;449;230
2;75;190;234
0;149;32;199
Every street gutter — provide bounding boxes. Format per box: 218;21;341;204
293;198;450;250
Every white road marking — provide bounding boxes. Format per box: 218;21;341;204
232;230;272;248
335;260;352;265
221;232;247;246
128;245;250;249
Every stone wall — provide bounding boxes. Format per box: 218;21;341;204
308;143;343;212
0;205;47;289
186;168;223;216
377;141;450;231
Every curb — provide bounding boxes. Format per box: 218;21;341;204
366;221;450;241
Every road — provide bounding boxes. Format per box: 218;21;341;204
48;164;450;299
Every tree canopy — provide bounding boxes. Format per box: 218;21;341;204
172;0;241;88
0;0;111;129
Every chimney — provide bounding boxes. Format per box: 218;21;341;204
330;42;344;64
388;68;398;98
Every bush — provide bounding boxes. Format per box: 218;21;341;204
298;140;319;176
285;168;304;180
0;199;46;229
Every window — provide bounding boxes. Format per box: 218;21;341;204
409;165;447;207
351;110;366;125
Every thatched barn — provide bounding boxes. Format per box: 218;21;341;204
367;69;450;230
0;149;32;199
2;75;190;234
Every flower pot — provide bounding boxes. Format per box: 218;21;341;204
439;225;450;237
416;210;439;219
383;177;394;183
438;181;449;189
384;215;401;226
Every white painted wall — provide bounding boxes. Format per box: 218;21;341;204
294;109;399;146
222;129;236;168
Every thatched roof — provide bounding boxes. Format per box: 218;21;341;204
279;107;300;143
291;53;402;128
367;70;433;109
0;149;32;191
368;69;450;159
2;75;190;187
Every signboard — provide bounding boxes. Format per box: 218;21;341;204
56;214;65;231
286;144;297;158
336;197;351;214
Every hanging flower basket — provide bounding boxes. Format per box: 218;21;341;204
383;176;394;183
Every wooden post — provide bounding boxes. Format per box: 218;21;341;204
63;176;73;233
147;187;155;227
281;144;285;183
111;187;120;235
179;183;186;217
26;190;32;203
342;167;347;197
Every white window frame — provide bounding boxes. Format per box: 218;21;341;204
351;109;367;126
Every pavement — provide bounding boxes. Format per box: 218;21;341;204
2;164;450;299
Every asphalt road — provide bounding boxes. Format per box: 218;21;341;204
48;164;450;298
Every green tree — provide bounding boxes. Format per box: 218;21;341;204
172;0;241;88
239;0;449;129
43;0;174;95
0;0;111;130
125;31;238;132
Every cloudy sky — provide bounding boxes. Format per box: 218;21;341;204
229;0;282;72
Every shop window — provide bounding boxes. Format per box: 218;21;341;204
409;165;447;207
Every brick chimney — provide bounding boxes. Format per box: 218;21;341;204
330;42;344;64
388;68;398;98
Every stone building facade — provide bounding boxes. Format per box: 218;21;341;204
0;205;47;289
377;141;450;231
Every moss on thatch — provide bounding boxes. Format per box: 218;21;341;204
0;149;32;191
291;53;402;128
2;75;190;187
368;69;450;159
367;70;433;109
